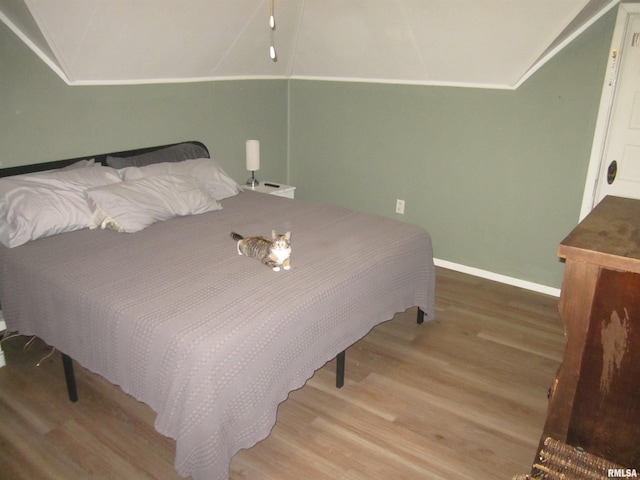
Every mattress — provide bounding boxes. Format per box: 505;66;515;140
0;190;435;480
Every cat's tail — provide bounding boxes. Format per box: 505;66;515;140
230;232;244;242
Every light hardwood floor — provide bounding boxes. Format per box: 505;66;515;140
0;267;564;479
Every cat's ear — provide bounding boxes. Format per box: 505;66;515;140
284;231;291;241
271;229;277;239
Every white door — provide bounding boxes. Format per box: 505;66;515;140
582;5;640;218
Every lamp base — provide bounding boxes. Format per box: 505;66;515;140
245;173;259;188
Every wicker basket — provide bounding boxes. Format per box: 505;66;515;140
513;437;626;480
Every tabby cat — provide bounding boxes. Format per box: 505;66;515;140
230;230;291;271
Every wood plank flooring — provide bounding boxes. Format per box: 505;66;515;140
0;267;564;479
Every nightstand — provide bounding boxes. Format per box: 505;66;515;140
242;182;296;199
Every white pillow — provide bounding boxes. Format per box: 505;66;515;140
120;158;240;200
0;166;122;248
86;174;222;233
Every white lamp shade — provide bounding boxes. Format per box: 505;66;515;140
246;140;260;171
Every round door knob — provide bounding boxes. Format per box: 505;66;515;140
607;160;617;185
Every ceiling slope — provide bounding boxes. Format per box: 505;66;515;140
0;0;620;89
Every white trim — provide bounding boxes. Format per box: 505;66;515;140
581;3;640;220
513;0;620;89
288;75;514;90
434;258;561;297
0;10;69;84
68;74;288;86
57;74;516;90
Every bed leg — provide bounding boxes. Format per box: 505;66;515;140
417;308;424;325
336;350;345;389
61;353;78;403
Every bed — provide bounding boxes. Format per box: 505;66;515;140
0;141;436;480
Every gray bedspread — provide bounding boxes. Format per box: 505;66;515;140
0;190;435;480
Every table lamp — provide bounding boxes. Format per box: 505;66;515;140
245;140;260;187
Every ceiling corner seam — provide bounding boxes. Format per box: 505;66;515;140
285;0;306;78
397;0;430;79
0;9;71;85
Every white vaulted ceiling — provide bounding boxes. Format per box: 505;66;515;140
0;0;620;89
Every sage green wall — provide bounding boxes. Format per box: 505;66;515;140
0;10;618;290
0;21;289;183
288;10;616;290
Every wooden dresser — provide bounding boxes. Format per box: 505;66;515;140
536;195;640;467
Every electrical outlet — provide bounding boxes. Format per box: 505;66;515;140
395;199;405;214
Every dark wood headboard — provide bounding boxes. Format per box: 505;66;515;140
0;141;208;178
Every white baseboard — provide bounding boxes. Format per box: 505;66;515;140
434;258;561;298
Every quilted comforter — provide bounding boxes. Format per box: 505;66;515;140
0;190;435;480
